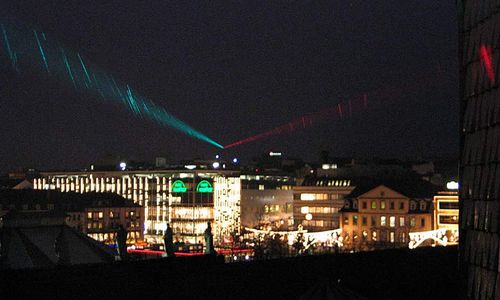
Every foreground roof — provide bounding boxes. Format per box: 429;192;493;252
0;212;115;269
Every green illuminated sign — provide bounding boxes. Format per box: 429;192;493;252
172;180;187;193
196;180;213;193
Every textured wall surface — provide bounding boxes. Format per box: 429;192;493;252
459;1;500;299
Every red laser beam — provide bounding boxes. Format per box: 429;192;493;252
224;96;365;149
224;66;452;149
480;44;495;84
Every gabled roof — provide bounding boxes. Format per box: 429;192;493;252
355;185;408;199
347;176;439;199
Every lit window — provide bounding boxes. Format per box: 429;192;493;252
400;232;406;243
381;201;386;210
87;223;91;229
399;217;405;227
410;217;416;227
301;206;309;214
372;231;377;241
390;232;395;243
98;212;103;219
371;201;377;209
87;212;92;219
344;217;349;225
380;216;386;226
259;184;265;190
109;211;114;218
389;216;395;227
300;194;315;201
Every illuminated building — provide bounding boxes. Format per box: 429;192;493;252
340;185;433;251
33;170;240;246
458;1;500;298
293;177;354;231
432;191;459;245
240;173;295;229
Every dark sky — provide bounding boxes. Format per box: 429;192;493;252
0;1;458;172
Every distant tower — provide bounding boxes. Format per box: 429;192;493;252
458;2;500;299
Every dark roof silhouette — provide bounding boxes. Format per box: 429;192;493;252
347;176;439;198
0;211;115;269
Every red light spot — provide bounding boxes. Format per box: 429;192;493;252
480;44;495;84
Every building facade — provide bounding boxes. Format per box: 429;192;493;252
34;170;241;246
293;177;354;231
340;185;433;251
433;191;459;245
66;202;143;245
240;173;295;230
458;1;500;298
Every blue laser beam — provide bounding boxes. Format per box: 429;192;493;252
1;24;18;72
33;30;50;74
0;22;223;149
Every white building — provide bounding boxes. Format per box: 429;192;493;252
33;170;241;246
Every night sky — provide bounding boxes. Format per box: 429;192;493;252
0;1;458;172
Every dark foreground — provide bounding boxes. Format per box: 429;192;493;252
1;246;462;299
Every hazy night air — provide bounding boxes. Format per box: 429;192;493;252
0;1;458;171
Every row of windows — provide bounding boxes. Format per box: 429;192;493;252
344;215;426;228
294;193;342;201
345;230;406;243
438;201;460;210
358;200;427;211
301;220;335;228
439;215;459;225
86;210;139;220
264;204;293;214
299;206;338;214
88;231;141;242
86;221;140;230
